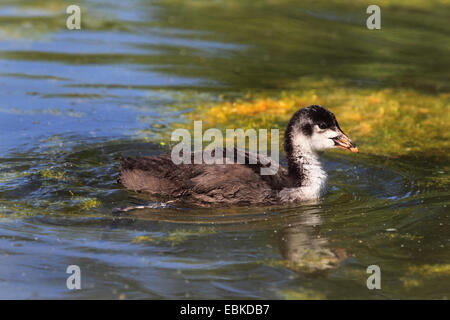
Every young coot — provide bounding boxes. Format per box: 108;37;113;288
119;105;358;207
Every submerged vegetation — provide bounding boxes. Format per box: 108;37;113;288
132;227;217;246
409;264;450;277
184;78;449;160
282;289;326;300
40;168;66;181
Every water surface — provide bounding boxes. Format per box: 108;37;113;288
0;0;449;299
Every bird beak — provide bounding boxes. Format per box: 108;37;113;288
332;132;359;153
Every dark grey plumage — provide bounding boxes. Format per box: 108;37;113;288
119;149;294;207
118;105;358;208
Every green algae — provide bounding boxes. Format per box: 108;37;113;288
282;289;326;300
408;264;450;278
132;227;217;246
178;78;449;163
79;198;102;210
40;168;66;181
383;232;424;241
132;236;154;243
399;264;450;290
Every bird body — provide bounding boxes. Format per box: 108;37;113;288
119;105;358;207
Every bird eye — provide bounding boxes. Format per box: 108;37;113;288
318;123;327;130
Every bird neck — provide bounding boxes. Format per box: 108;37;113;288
284;130;328;197
290;148;326;185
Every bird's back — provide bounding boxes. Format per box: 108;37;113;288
118;148;290;207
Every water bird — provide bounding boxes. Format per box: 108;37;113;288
118;105;358;207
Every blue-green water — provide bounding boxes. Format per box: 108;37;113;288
0;0;449;299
